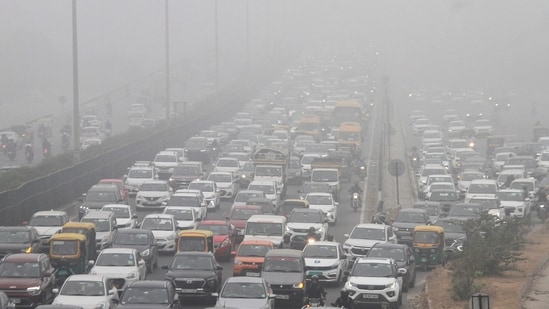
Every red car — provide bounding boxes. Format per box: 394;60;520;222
226;205;263;243
197;220;234;261
99;178;129;204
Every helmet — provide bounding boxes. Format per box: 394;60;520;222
309;226;315;233
378;213;386;222
340;289;349;296
311;275;319;280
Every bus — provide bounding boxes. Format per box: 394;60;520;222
332;100;363;127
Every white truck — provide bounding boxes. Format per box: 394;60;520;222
252;147;289;198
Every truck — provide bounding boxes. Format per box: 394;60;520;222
311;156;351;183
253;147;289;198
337;121;362;154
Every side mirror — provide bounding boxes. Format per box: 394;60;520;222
216;265;224;271
108;289;116;296
397;268;407;277
132;214;138;219
335;202;339;206
88;260;95;266
52;288;59;294
212;293;219;297
231;251;236;256
269;294;277;299
344;233;349;238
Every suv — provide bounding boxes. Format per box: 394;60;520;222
0;253;56;307
124;161;158;195
167;190;207;220
28;210;70;253
391;209;431;244
184;137;211;164
367;243;416;292
286;209;329;250
344;257;405;309
79;183;125;219
153;150;181;180
261;249;306;307
163;252;222;302
168;162;204;190
0;226;41;258
80;211;118;254
343;224;397;262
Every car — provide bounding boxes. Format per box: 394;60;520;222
153;151;181;180
188;180;221;211
261;249;306;306
135;180;173;210
89;248;146;290
28;210;70;253
287;156;303;185
457;169;485;197
166;190;207;221
417;165;448;198
0;253;56;308
35;305;83;309
366;243;416;292
413;201;444;223
80;138;101;150
473;119;493;137
213;157;241;176
168;164;204;190
109;229;158;273
245;198;276;215
464;179;498;202
80;211;118;254
435;218;467;248
232;190;266;208
305;192;338;225
124;161;158;195
117;280;180;309
391;208;431;244
0;226;41;258
207;172;240;201
298;182;333;200
196;220;234;261
343;224;397;261
344;257;405;309
509;178;538;198
498;189;531;218
447;203;483;219
286;208;329;250
140;214;177;253
98;179;129;204
421;174;454;200
247;180;280;211
213;277;275;309
303;241;348;285
52;274;118;309
239;162;255;188
226;205;263;242
184;136;211;164
101;204;138;229
162;252;222;302
163;207;200;230
231;239;274;277
79;184;125;219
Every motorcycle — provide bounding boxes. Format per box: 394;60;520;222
302;297;325;308
359;165;367;179
1;142;7;155
43;146;51;158
351;192;360;212
538;204;547;222
25;151;34;164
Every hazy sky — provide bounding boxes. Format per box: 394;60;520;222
1;0;548;106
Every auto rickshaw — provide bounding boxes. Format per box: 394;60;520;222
49;233;90;286
279;199;309;218
176;230;214;254
60;221;97;261
412;225;445;272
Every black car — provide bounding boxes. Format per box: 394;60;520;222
391;208;431;245
109;229;158;273
366;243;416;292
163;252;223;303
0;226;41;259
261;249;306;307
117;280;180;309
184;137;211;164
435;218;467;248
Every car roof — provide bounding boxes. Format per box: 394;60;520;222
99;248;136;254
141;180;169;185
65;274;106;281
397;208;427;214
102;204;130;209
356;257;393;264
291;208;322;214
32;210;66;216
199;220;226;225
305;241;340;247
239;239;275;246
370;243;408;250
224;276;265;284
354;223;387;230
0;226;36;232
82;210;114;219
174;251;213;257
3;253;44;262
126;280;168;288
265;249;303;258
143;214;174;219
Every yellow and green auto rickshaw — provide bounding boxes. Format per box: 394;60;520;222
176;230;214;254
49;233;90;285
412;225;445;271
60;221;97;261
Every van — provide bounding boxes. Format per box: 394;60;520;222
262;249;306;306
80;210;118;253
243;215;287;248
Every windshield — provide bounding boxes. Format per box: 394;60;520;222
170;255;213;270
173;166;200;176
221;282;266;299
154;154;176;163
0;262;40;278
245;222;282;236
114;232;149;246
421;169;446;177
352;262;394;277
436;221;464;233
30;215;63;226
248;184;275;194
427;177;452;185
448;205;482;217
235;192;263;203
303;245;338;259
312;170;338;182
231;208;261;220
216;159;239;167
128;169;152;179
198;223;228;235
60;280;105;296
301;183;331;193
255;166;282;177
237;244;271;257
497;191;524;201
185;140;206;149
430;192;459;201
306;195;333;205
102;207;130;218
413;231;440;244
395;212;425;223
121;287;169;304
81;218;110;232
140;183;167;191
189;182;214;192
461;173;484;181
168;196;199;207
208;173;232;182
468;183;497;194
414;204;439;216
141;218;173;231
368;247;405;262
470;199;499;209
510;182;534;191
164;208;194;220
96;252;136;267
350;227;386;241
51;240;78;255
289;211;322;223
86;191;117;202
0;231;30;243
263;257;302;272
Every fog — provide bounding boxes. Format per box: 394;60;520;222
1;0;549;119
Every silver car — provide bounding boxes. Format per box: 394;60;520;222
214;277;275;309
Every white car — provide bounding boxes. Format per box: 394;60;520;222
538;151;549;172
163;206;200;230
140;214;177;253
457;169;485;196
247;180;280;211
464;179;498;202
303;241;348;284
135;180;173;209
447;120;466;137
286;208;329;245
213;157;241;176
208;172;239;200
124;162;158;195
101;204;137;229
474;119;493;136
81;138;102;150
425;182;457;200
167;190;208;220
188;180;221;210
343;224;397;261
422;129;443;146
52;274;119;309
498;189;531;218
305;192;338;225
89;248;147;289
412;118;431;136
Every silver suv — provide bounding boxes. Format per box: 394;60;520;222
344;257;406;309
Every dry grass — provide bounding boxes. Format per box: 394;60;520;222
424;222;549;309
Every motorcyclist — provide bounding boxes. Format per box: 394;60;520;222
1;134;8;154
42;138;52;154
536;187;547;207
371;212;387;225
25;144;34;163
6;140;16;160
332;289;354;308
350;181;363;195
305;275;326;305
305;227;320;242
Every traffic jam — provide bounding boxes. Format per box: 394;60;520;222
1;48;549;309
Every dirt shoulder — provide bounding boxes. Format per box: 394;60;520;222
424;222;549;309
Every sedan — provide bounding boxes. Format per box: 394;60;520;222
117;280;180;309
188;180;221;211
213;277;275;309
89;248;146;290
52;274;119;309
140;214;178;253
109;229;158;273
101;204;138;229
366;243;417;292
303;241;348;285
163;206;200;230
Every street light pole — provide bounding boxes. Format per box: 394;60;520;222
72;0;80;162
214;0;219;91
246;0;250;67
165;0;171;121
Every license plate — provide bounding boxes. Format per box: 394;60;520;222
276;294;290;299
246;272;260;277
308;271;323;276
363;294;378;299
180;289;197;293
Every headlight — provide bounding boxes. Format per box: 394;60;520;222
27;286;41;295
392;227;399;232
387;290;396;297
285;226;291;233
293;282;304;289
23;247;32;253
328;208;335;213
348;281;357;287
141;249;150;256
127;272;137;279
94;302;107;309
167;235;175;241
220;238;230;248
386;281;396;288
234;259;243;265
330;262;339;269
207;278;217;288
